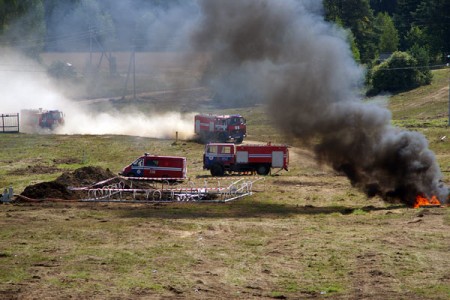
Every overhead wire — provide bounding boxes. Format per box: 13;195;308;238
0;27;115;51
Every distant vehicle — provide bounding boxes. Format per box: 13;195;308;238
203;142;289;176
120;153;187;180
20;108;64;130
194;114;246;143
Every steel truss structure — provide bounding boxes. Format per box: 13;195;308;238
69;176;264;203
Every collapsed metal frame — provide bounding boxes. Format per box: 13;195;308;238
69;176;264;203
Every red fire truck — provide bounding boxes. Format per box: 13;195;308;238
20;108;64;130
203;143;289;176
120;153;187;180
194;114;246;143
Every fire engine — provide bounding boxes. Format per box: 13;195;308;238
203;143;289;176
194;114;246;143
120;153;187;180
20;108;64;130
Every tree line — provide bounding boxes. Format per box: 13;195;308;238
325;0;449;63
324;0;449;93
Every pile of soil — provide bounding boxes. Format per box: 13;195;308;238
55;166;115;187
20;166;116;200
21;181;73;199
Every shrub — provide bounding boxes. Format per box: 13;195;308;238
369;51;431;94
47;60;77;79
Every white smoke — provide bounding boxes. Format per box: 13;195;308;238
57;109;195;139
0;50;62;113
0;48;195;139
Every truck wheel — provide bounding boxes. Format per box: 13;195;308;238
210;164;225;177
235;137;243;144
256;165;270;176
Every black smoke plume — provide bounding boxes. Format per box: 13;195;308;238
191;0;448;205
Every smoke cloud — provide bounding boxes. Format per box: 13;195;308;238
0;49;194;139
190;0;448;204
44;0;199;52
57;110;195;140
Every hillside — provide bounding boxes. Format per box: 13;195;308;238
0;69;449;299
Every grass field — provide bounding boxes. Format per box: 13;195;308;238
0;67;449;299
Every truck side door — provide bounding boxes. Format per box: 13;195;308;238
272;151;284;168
144;158;158;177
236;151;248;163
220;144;234;165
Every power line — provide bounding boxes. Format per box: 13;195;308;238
0;27;115;51
368;63;449;71
0;69;46;73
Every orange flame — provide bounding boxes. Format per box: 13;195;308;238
413;195;441;208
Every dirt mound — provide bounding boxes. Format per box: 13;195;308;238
55;166;115;187
21;181;74;200
20;166;116;200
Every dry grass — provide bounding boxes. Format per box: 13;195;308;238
0;63;449;299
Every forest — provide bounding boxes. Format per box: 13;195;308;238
0;0;449;93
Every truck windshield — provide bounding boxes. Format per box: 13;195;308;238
229;117;245;125
207;145;218;154
222;146;232;154
50;111;62;119
132;158;144;166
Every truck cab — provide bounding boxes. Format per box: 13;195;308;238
40;110;64;129
194;114;247;143
204;143;236;175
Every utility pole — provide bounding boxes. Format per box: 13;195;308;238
448;55;450;126
89;25;93;69
122;46;136;101
133;46;136;100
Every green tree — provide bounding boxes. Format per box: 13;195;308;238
408;44;432;84
370;0;397;14
324;0;378;62
414;0;450;59
0;0;46;57
0;0;23;34
404;25;427;50
347;29;361;62
47;60;77;79
394;0;422;50
374;12;399;53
